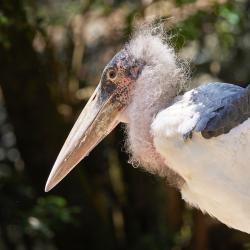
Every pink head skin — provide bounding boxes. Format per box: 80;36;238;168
45;48;145;192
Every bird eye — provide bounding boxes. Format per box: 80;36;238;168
107;69;117;80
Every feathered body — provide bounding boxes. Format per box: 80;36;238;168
124;30;250;233
152;84;250;233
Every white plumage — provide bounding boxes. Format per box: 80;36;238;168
152;87;250;233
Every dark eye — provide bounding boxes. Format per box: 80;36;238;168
107;69;117;80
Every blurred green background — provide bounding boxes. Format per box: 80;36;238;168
1;0;250;249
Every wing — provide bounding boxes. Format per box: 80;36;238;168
152;82;250;140
193;83;250;139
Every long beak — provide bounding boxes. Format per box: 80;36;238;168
45;84;122;192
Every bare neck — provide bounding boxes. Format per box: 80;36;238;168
124;74;185;188
123;31;188;187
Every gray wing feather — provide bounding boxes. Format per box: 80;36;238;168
188;83;250;139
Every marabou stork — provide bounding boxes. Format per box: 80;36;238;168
45;29;250;234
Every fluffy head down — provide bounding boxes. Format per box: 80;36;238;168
124;28;188;185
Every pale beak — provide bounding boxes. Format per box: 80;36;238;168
45;83;123;192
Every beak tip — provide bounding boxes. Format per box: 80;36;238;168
44;185;50;192
44;171;57;192
44;160;67;193
44;180;53;192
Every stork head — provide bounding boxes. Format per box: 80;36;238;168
45;47;145;191
45;30;186;192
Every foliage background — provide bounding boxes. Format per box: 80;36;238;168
1;0;250;249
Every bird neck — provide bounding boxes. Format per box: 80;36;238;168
123;31;188;186
125;72;184;184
